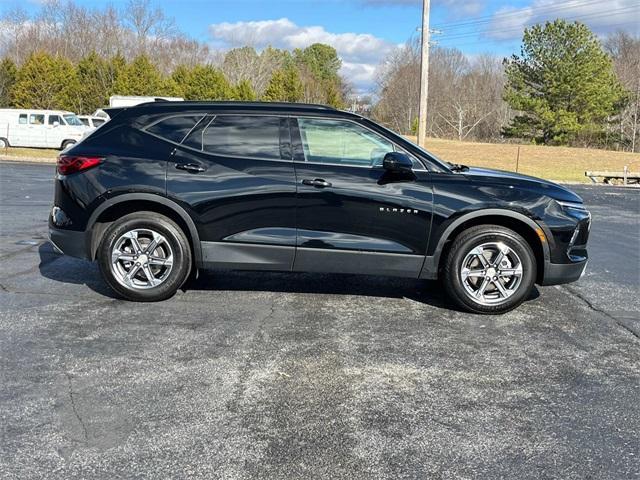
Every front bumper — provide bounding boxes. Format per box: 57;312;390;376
49;226;90;260
541;259;588;286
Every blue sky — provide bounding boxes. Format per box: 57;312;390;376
12;0;640;92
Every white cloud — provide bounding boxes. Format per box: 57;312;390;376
488;0;640;40
209;18;399;92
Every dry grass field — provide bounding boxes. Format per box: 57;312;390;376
1;139;638;183
409;136;639;183
0;147;60;162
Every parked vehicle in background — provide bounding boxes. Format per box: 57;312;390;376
49;101;591;314
0;109;91;149
78;115;106;129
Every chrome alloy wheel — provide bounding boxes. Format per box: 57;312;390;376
111;229;173;290
460;242;523;305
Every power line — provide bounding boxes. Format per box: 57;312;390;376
436;7;639;42
431;0;635;30
435;20;640;49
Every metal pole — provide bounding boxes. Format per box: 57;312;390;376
417;0;430;148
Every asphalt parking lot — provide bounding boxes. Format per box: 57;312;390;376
1;161;639;479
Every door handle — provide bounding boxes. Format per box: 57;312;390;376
302;178;332;188
175;163;206;173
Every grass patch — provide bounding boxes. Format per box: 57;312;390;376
407;136;639;183
0;147;59;160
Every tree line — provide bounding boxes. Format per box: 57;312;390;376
0;0;347;114
373;21;639;152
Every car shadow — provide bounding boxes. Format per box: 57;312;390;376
39;242;540;311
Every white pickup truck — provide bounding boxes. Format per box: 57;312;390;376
0;109;92;150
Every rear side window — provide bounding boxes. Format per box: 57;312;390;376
93;118;105;127
199;116;281;159
146;115;204;144
78;117;89;126
19;114;27;124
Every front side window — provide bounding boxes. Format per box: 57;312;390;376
29;114;45;125
199;116;282;160
49;115;61;125
19;114;27;125
297;118;394;167
146;115;204;144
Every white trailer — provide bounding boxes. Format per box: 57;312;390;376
108;95;183;107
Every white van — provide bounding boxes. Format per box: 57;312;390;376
0;109;92;150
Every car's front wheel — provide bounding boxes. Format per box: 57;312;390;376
97;212;192;302
443;225;536;314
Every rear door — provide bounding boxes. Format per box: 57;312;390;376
165;113;297;271
11;113;30;146
291;117;433;277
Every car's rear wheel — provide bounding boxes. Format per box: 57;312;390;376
61;140;76;150
97;212;191;302
443;225;536;314
0;138;8;148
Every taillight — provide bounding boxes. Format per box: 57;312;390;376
57;155;103;175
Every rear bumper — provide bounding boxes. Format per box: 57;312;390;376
541;259;587;286
49;226;90;260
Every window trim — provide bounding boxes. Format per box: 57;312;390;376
292;116;428;172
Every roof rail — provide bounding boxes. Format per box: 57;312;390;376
134;100;336;110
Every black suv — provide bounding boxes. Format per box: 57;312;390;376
49;102;590;314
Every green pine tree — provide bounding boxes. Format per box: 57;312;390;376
76;52;112;114
174;65;232;100
503;20;626;145
232;79;256;101
11;52;79;110
263;67;304;102
0;58;17;108
294;43;341;82
113;55;166;96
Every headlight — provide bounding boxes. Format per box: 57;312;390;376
557;200;587;211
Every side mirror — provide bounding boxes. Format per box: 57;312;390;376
383;152;413;173
53;121;60;127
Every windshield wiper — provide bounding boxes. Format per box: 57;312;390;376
448;162;469;172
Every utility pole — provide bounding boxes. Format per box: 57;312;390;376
417;0;430;147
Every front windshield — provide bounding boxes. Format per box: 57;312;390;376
63;114;84;126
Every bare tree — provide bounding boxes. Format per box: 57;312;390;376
605;31;640;152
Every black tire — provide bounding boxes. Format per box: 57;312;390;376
443;225;536;314
0;138;8;148
97;212;192;302
61;140;76;150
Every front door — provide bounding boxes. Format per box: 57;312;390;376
166;114;297;271
291;117;433;278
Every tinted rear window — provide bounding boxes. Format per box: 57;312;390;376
146;115;204;143
198;115;282;159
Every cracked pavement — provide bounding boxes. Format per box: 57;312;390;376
0;161;639;479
